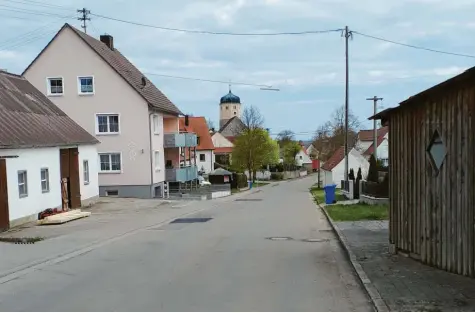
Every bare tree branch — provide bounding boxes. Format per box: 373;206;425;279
242;106;264;130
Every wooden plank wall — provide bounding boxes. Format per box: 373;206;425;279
389;83;475;277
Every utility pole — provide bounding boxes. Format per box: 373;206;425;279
343;26;352;181
77;8;91;33
366;96;383;160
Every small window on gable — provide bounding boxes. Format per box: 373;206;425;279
47;77;63;95
226;106;229;110
427;130;447;175
197;137;201;145
78;76;94;94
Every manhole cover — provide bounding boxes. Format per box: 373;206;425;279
300;238;330;243
266;237;293;241
170;217;212;224
235;199;262;202
0;237;44;244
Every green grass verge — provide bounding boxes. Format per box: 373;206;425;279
310;186;345;204
325;203;388;222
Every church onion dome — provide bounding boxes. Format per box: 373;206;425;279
220;91;241;104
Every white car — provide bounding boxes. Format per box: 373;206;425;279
198;176;211;186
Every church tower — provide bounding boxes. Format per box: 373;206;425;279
219;86;241;129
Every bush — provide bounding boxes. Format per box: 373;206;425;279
231;173;248;189
367;154;379;182
270;173;284;180
348;168;355;180
356;167;363;180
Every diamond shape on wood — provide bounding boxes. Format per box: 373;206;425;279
427;130;447;173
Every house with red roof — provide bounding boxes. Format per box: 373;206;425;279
355;126;389;166
296;142;313;170
321;147;369;186
179;117;215;174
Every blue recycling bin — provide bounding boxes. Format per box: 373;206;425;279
323;184;337;204
248;181;253;189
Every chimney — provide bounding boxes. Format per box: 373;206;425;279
185;115;189;126
100;34;114;50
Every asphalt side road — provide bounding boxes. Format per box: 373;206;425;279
0;177;372;311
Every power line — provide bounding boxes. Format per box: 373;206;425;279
0;0;74;11
0;6;73;18
0;21;58;48
0;29;56;52
91;13;342;36
144;72;272;88
352;30;475;59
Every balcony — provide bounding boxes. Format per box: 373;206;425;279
164;132;197;148
165;166;198;182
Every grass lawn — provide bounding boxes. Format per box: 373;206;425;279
254;181;270;187
325;203;388;222
310;186;346;204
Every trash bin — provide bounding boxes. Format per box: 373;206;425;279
323;184;337;204
248;180;253;189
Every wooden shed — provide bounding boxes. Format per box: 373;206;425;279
371;67;475;277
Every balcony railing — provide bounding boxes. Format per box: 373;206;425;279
165;166;198;182
164;132;197;148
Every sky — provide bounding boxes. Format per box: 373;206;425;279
1;0;475;139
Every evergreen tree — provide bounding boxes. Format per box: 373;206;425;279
356;167;363;180
367;154;379;182
348;168;355;180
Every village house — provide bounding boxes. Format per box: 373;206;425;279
22;23;197;199
295;143;313;171
355;127;389;165
179;116;215;174
321;146;369;186
0;70;99;231
371;66;475;277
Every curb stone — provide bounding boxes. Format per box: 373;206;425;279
317;201;390;312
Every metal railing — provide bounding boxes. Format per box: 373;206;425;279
164;132;198;148
165;166;198;182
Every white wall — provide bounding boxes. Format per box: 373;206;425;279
329;149;369;185
150;112;165;184
376;138;389;164
2;147;62;222
78;144;99;202
211;132;233;148
295;150;312;166
323;170;333;186
197;150;214;174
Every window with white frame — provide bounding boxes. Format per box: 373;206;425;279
153;115;160;134
99;153;121;173
40;168;49;193
83;160;90;184
154;151;160;171
96;114;119;134
47;77;63;95
78;76;94;94
18;170;28;197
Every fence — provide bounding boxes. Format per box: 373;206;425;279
361;181;389;198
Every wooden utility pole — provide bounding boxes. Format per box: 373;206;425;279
344;26;351;181
366;96;383;160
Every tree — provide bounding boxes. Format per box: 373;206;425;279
356;167;363;180
311;105;361;162
282;141;302;169
232;128;279;182
276;130;295;148
367;154;379;182
206;118;215;131
348;168;355;180
242;105;264;130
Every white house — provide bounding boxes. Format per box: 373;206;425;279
211;132;234;166
23;23;197;199
321;147;369;186
295;148;312;170
179;117;215;174
355;127;389;165
0;70;99;231
362;132;389;166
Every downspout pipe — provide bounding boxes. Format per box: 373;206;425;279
149;112;154;198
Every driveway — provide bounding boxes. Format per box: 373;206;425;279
0;177;371;311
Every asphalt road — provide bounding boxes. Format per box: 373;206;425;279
0;176;372;311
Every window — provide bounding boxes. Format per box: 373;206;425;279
153;115;161;135
154;151;160;171
233;105;236;109
47;77;63;95
166;160;173;168
18;170;28;197
40;168;49;193
197;137;201;145
106;190;119;196
226;106;229;110
78;76;94;94
427;130;447;174
83;160;90;184
99;153;121;173
96;114;119;134
234;111;237;116
299;155;303;160
200;154;206;161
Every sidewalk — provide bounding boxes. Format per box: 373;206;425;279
335;220;475;311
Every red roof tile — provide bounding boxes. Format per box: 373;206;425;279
358;126;388;142
214;147;233;154
179;117;215;150
363;136;386;156
321;146;345;171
